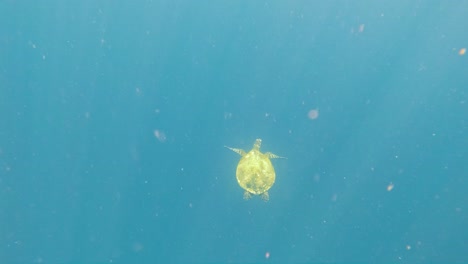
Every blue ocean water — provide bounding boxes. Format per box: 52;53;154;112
1;1;467;263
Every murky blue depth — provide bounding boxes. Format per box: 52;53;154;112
1;1;467;263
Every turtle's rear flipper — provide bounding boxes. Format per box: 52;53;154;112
243;191;252;200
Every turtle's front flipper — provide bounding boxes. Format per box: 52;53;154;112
225;146;246;156
261;192;270;201
265;152;286;159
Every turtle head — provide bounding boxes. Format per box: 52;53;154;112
253;139;262;150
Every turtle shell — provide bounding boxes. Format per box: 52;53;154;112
225;139;284;200
236;147;275;195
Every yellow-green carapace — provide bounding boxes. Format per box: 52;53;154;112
225;139;284;201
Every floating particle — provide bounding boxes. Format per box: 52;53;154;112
308;109;319;120
387;183;394;191
132;242;144;252
135;87;142;95
359;24;365;32
331;193;338;202
313;174;320;182
459;48;466;56
224;112;232;119
153;129;167;142
265;251;270;259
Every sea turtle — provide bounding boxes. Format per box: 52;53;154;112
225;139;285;201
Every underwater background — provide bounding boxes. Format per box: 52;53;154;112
1;1;467;263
